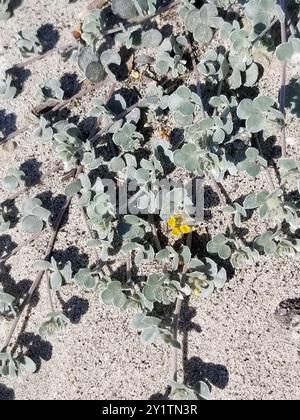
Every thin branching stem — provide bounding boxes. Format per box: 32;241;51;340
0;80;108;146
251;18;279;44
46;271;55;313
11;43;76;70
0;230;47;264
170;232;192;381
149;215;162;252
255;135;276;191
102;1;180;36
0;166;83;353
279;0;287;158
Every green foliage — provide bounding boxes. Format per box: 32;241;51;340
237;147;267;177
131;313;181;348
276;38;300;62
224;203;247;228
207;234;234;260
33;258;72;290
186;257;227;298
17;29;42;56
142;272;190;305
0;288;17;317
0;207;10;232
184;4;223;45
231;246;259;268
0;0;11;20
278;159;300;192
0;71;17;99
169;380;211;400
111;0;138;20
20;198;51;233
78;46;106;83
1;168;25;191
0;353;36;378
37;79;64;103
237;96;284;134
245;0;284;36
39;312;70;338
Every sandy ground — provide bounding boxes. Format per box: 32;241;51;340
0;0;300;401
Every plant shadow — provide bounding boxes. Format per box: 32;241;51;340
0;383;15;401
20;158;42;187
56;294;89;325
0;109;17;138
7;66;31;96
37;23;60;53
16;332;53;373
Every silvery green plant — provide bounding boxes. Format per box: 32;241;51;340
186;258;227;298
244;0;284;37
153;52;187;78
39;312;70;338
81;10;103;46
231;246;259;269
237;147;267;177
237;96;284;134
0;208;10;232
0;353;36;378
197;49;229;84
0;0;11;20
36;79;64;103
131;313;181;348
142;272;190;305
32;115;54;142
207;234;234;260
223;203;247;228
20;198;51;233
112;122;143;152
184;3;223;45
17;29;43;57
78;46;106;83
0;71;17;99
33;258;72;291
0;288;17;317
278;159;300;192
161;86;202;127
1;167;25;191
169;380;211;400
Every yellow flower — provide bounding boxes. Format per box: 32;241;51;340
167;216;177;228
180;225;191;234
193;288;201;296
171;227;181;236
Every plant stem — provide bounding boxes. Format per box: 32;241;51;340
11;43;76;70
251;18;278;44
0;166;82;353
46;271;55;313
279;0;287;158
0;230;46;264
149;215;162;252
0;80;108;146
89;103;140;145
170;232;192;381
126;253;132;284
255;135;276;191
102;1;180;36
